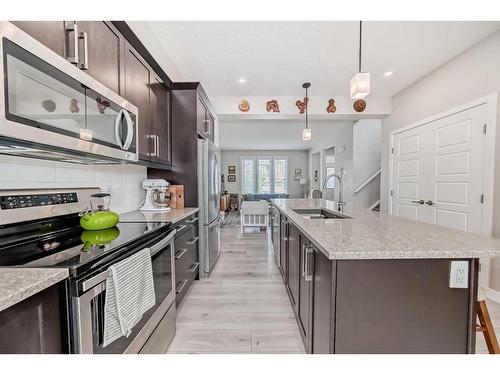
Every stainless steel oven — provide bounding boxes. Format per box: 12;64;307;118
0;22;138;164
71;229;176;354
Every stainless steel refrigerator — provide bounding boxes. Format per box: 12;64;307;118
197;138;221;277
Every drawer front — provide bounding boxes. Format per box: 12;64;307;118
172;214;199;239
174;225;199;305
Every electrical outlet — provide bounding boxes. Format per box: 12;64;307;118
449;261;469;288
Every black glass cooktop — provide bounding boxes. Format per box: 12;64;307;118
0;214;171;277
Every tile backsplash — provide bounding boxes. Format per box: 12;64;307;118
0;155;147;213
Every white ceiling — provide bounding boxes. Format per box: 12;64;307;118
219;119;354;150
129;21;500;98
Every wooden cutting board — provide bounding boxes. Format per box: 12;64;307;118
168;185;184;209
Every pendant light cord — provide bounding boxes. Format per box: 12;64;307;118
358;21;362;73
305;85;308;129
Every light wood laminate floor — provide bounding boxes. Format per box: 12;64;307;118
167;224;306;354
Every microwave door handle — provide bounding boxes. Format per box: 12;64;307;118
122;110;135;151
114;109;125;149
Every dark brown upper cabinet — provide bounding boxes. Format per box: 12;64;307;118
124;43;171;166
74;21;124;94
10;21;174;168
150;74;172;165
12;21;124;95
197;95;215;142
11;21;67;57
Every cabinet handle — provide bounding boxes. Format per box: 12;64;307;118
188;262;200;273
65;22;79;66
305;246;313;282
149;134;158;157
78;31;88;70
186;236;199;245
186;217;199;224
155;135;160;157
176;280;188;294
301;244;306;277
411;199;425;205
175;224;187;233
174;248;188;260
425;200;434;206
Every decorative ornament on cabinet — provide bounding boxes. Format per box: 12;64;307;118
266;99;280;113
238;99;250;112
296;97;309;114
326;99;337;113
353;99;366;112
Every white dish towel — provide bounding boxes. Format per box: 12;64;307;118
103;248;156;347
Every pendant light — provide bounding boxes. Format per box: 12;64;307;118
350;21;370;100
302;82;311;141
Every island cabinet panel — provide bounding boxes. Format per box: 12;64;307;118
312;248;336;354
0;283;65;354
334;259;478;354
286;223;300;311
297;234;314;353
279;216;288;282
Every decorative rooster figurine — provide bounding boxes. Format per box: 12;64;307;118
296;97;309;114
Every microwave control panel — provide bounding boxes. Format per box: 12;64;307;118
0;192;78;210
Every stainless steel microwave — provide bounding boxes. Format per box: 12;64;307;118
0;22;138;164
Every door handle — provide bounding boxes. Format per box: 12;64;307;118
65;22;79;66
78;31;89;70
411;200;425;205
425;200;434;206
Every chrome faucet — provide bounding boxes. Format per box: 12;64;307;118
322;173;345;212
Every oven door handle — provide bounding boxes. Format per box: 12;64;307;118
81;229;176;292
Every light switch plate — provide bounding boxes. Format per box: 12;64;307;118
449;261;469;288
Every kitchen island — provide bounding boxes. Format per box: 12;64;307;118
270;198;500;354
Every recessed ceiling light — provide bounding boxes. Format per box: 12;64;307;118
238;78;246;84
384;71;393;77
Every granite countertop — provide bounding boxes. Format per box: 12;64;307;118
272;198;500;260
0;268;69;312
120;207;199;224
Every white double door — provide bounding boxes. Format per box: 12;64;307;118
391;104;487;234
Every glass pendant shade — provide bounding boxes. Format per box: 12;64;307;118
302;128;312;141
350;72;370;99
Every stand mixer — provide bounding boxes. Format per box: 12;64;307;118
139;179;171;211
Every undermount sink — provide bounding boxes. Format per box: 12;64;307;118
292;208;352;220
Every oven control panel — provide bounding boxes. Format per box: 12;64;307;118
0;192;78;210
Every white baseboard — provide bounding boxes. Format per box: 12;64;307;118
487;288;500;304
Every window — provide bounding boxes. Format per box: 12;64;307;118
241;158;256;194
241;156;288;194
273;158;288;194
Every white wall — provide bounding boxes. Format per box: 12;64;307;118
380;30;500;292
353;119;382;209
220;150;308;198
0;155;147;214
307;121;354;204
